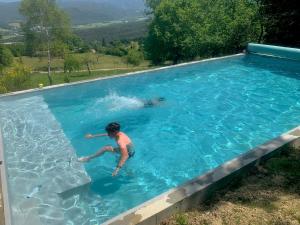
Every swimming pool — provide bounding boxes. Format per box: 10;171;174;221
1;52;300;225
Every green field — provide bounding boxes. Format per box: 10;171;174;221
75;20;149;43
24;68;150;89
73;17;147;30
13;53;154;91
1;53;166;94
20;53;151;72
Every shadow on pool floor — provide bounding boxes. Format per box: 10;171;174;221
162;146;300;225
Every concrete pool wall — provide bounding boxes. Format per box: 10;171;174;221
1;43;300;225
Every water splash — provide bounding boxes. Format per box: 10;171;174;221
94;92;144;112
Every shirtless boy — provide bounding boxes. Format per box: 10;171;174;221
78;122;134;176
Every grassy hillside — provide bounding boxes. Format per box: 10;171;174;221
0;19;149;44
59;0;145;25
0;53;153;93
0;53;154;93
20;53;151;71
75;20;149;43
26;68;149;89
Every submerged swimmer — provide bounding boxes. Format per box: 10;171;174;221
143;97;165;107
78;122;134;177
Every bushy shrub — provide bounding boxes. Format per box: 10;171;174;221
0;63;31;93
51;41;69;58
105;46;128;57
175;214;189;225
126;49;144;66
145;0;261;64
0;45;14;72
64;55;80;73
78;44;91;53
0;83;7;94
6;43;26;57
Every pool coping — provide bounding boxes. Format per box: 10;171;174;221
102;127;300;225
0;53;244;99
247;43;300;61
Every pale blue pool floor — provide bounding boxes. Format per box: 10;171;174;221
1;54;300;224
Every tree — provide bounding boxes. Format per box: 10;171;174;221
51;40;69;58
102;38;106;47
145;0;161;14
145;0;261;64
126;49;144;66
65;35;83;52
0;45;14;74
81;53;95;76
63;54;80;82
0;62;31;93
6;43;26;57
260;0;300;47
20;0;72;85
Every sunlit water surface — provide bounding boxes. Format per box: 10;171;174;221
1;54;300;224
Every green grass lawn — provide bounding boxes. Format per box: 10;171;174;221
19;53;151;72
22;68;152;90
1;53;172;93
5;53;154;92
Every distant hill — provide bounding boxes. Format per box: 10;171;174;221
59;0;145;25
75;20;149;43
0;0;19;2
0;0;146;27
0;2;22;27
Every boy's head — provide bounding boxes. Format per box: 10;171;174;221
105;122;120;137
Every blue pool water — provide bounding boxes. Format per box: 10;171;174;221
1;54;300;224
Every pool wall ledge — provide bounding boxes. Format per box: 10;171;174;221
103;128;300;225
0;131;12;225
247;43;300;61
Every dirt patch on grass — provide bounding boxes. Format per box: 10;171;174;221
162;146;300;225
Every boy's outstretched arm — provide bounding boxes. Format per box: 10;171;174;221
85;133;108;139
112;145;129;176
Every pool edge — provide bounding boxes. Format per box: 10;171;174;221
0;53;244;99
103;126;300;225
0;130;12;225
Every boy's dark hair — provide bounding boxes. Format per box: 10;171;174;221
105;122;120;133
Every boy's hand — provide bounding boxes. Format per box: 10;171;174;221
85;134;93;139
